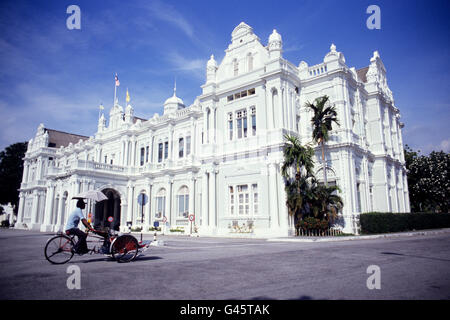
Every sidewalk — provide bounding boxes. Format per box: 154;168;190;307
267;228;450;242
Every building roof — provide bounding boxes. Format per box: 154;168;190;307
45;129;89;148
356;66;369;83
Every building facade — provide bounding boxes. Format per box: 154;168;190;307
16;22;410;236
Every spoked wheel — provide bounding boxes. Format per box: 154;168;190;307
110;235;139;263
44;235;75;264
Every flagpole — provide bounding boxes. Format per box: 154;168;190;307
114;74;117;106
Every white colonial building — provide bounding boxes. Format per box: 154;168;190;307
16;22;410;236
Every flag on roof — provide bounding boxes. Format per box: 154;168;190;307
126;88;130;103
115;73;120;87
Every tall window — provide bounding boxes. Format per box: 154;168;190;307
233;59;239;76
164;141;168;159
186;136;191;155
229;184;258;216
158;143;163;163
140;147;145;166
228;113;233;140
251;106;256;136
156;189;166;219
252;184;258;215
177;186;189;218
229;186;234;215
237;184;249;215
356;183;362;213
236;110;247;139
179;137;184;158
145;146;149;163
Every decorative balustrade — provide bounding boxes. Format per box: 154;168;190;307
308;63;328;77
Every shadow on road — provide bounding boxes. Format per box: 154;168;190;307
71;255;163;264
381;251;450;262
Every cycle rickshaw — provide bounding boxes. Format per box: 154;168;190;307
44;190;151;264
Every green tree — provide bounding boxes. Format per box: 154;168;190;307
306;95;339;186
405;145;449;213
281;134;345;235
0;142;28;213
309;183;343;222
281;134;314;220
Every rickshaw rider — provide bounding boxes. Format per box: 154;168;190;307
65;199;95;254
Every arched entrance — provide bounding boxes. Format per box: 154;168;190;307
94;188;121;231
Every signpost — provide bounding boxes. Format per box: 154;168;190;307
188;214;195;235
137;193;148;242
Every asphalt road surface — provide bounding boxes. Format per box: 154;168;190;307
1;228;449;300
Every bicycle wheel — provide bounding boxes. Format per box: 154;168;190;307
110;235;139;263
44;235;74;264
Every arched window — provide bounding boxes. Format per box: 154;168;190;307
155;188;166;219
177;186;189;218
179;137;184;158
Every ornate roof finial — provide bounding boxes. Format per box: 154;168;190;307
330;43;337;52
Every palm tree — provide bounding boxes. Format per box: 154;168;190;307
281;134;314;221
281;134;314;180
306;95;340;186
311;184;344;222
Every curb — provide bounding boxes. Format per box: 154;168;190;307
266;228;450;243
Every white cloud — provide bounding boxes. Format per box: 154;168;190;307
140;0;194;38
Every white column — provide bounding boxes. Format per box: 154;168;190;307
56;193;65;231
126;185;134;225
124;140;129;165
42;184;55;231
201;170;208;228
189;177;195;218
146;183;153;228
203;109;209;144
268;163;279;229
131;138;136;166
208;169;216;230
30;190;39;227
167;180;173;226
275;163;289;233
16;193;25;226
22;161;29;183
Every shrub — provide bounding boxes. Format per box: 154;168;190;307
360;212;450;234
296;217;329;232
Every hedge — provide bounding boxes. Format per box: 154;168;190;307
359;212;450;234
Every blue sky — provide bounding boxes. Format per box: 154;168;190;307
0;0;449;154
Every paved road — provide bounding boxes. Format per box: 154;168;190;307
0;228;449;300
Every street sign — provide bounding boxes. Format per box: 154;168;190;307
154;221;159;228
137;193;148;205
162;216;167;223
107;216;114;223
188;214;195;222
